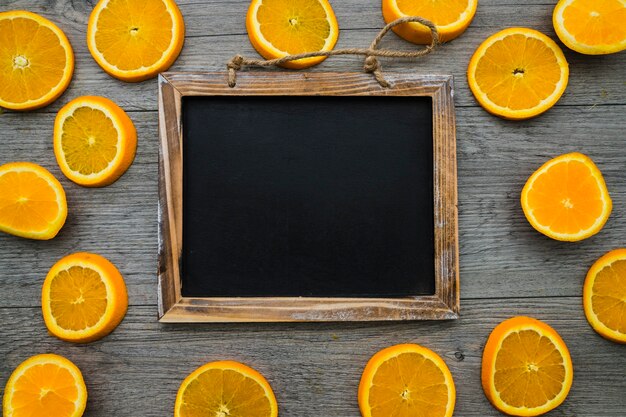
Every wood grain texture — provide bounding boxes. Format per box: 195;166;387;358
1;299;625;416
158;72;459;322
0;0;624;113
0;0;625;415
1;105;624;306
157;75;183;318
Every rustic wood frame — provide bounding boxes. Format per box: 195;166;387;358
157;72;458;322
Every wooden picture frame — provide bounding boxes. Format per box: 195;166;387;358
157;72;459;322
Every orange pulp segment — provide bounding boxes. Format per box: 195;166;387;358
2;353;87;417
553;0;626;55
42;252;128;343
87;0;185;82
584;248;626;343
521;152;612;241
382;0;478;43
468;28;569;120
246;0;339;69
358;343;455;417
482;316;574;416
0;10;74;110
54;96;137;187
175;360;278;417
0;162;67;240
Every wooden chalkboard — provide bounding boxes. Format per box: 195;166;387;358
157;72;458;322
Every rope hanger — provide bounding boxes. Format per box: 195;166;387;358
227;16;439;88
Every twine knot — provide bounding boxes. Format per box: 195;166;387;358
226;16;439;88
227;55;245;87
363;55;389;88
363;55;378;73
227;54;244;70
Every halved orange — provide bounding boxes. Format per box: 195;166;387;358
175;360;278;417
0;10;74;110
54;96;137;187
42;252;128;343
521;152;612;242
482;316;574;416
382;0;478;44
3;353;87;417
554;0;626;55
0;162;67;240
246;0;339;69
584;249;626;343
87;0;185;82
468;28;569;120
358;344;455;417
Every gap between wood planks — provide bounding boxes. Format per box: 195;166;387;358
2;102;624;116
0;295;585;310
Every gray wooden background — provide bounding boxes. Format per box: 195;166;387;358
1;0;625;415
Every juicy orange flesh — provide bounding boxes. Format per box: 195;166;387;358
368;352;449;417
49;266;108;331
561;0;626;46
0;171;60;231
0;16;67;104
493;329;566;408
8;363;79;416
94;0;174;71
591;259;626;334
256;0;331;53
178;368;272;417
396;0;470;26
61;106;119;175
526;160;604;234
474;34;562;110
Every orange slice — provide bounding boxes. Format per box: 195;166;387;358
521;152;612;242
246;0;339;69
467;28;569;120
553;0;626;55
53;96;137;187
482;316;574;416
42;252;128;343
175;360;278;417
382;0;477;44
3;353;87;417
0;162;67;240
584;248;626;343
358;344;455;417
87;0;185;82
0;10;74;110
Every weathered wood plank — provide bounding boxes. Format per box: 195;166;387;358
1;298;624;416
1;104;625;307
0;0;624;114
1;1;625;415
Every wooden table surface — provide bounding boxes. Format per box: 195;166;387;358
1;1;625;416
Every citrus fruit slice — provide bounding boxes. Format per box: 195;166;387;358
0;10;74;110
467;28;569;120
521;152;612;242
53;96;137;187
358;344;455;417
246;0;339;69
584;248;626;343
42;252;128;343
553;0;626;55
3;353;87;417
482;316;573;416
382;0;477;44
0;162;67;240
175;360;278;417
87;0;185;82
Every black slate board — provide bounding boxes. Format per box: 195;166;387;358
181;95;434;297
